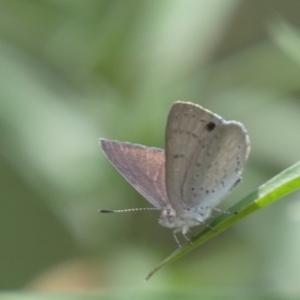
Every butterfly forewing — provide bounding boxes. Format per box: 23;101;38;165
165;101;250;212
100;139;169;209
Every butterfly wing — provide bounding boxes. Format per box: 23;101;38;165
165;102;250;213
100;139;169;209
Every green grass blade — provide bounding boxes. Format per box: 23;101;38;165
146;160;300;280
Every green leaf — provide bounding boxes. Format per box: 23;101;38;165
146;160;300;280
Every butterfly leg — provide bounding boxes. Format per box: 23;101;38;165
196;220;216;232
173;230;182;247
204;223;216;232
182;232;194;245
211;207;237;215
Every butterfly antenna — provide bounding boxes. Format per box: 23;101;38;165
99;207;159;213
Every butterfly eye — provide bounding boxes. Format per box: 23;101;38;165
167;210;177;223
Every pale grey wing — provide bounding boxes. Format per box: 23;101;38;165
165;101;250;212
100;139;169;209
181;120;250;209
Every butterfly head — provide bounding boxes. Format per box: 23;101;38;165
158;205;179;228
158;204;214;235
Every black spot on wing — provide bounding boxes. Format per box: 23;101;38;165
206;122;216;131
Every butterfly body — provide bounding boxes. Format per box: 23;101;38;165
158;204;212;234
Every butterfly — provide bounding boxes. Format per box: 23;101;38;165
100;101;250;244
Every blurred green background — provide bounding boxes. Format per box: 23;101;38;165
1;0;300;297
